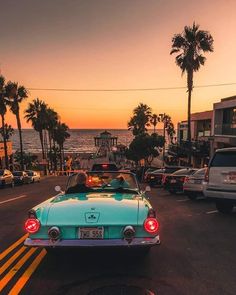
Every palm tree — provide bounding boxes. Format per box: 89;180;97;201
53;122;70;171
170;22;213;163
159;113;173;162
128;103;152;136
5;81;28;170
0;75;9;168
0;124;14;141
24;98;48;160
150;114;159;133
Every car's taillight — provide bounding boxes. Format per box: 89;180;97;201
204;168;209;182
162;175;166;184
184;176;189;183
144;218;159;233
180;177;185;182
24;218;40;234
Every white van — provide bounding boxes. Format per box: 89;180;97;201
204;147;236;213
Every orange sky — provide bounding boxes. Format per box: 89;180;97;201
1;0;236;129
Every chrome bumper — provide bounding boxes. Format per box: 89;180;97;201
24;235;160;248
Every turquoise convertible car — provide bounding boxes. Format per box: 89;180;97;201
24;171;160;252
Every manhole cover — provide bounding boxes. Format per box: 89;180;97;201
88;285;156;295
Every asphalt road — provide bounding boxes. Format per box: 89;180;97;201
0;176;236;295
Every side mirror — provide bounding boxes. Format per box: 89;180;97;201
55;185;62;193
145;186;151;193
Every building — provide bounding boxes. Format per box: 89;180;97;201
94;131;118;157
212;96;236;149
177;111;213;143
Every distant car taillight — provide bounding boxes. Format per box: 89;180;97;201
24;218;40;234
184;176;190;183
162;175;167;184
204;168;209;182
144;218;159;233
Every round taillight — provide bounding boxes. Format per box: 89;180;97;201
144;218;159;233
24;218;40;234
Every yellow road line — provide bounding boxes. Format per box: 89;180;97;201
9;249;47;295
0;234;28;262
0;247;37;292
0;246;27;276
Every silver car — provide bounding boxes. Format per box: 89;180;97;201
183;168;207;200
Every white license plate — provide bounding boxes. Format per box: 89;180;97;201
170;179;176;184
79;227;104;239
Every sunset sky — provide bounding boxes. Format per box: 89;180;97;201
1;0;236;129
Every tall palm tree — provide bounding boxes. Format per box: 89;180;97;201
24;98;48;160
150;114;159;133
5;81;28;170
128;103;152;136
0;75;9;168
53;122;70;171
170;22;213;162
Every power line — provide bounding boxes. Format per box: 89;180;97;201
28;82;236;92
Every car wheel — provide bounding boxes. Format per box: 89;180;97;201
215;200;233;214
1;181;5;188
32;179;35;184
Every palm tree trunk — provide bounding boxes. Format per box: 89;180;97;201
39;130;45;159
187;70;193;165
163;124;166;166
16;112;24;170
1;115;9;169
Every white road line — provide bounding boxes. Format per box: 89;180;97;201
177;199;189;202
206;210;218;214
0;195;27;205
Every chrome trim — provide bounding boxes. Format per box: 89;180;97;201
24;235;160;247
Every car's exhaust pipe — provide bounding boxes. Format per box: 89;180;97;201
123;226;135;243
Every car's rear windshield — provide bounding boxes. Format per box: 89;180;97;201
27;171;34;176
91;164;118;171
172;169;194;175
192;168;207;177
0;170;4;176
211;151;236;167
13;171;23;176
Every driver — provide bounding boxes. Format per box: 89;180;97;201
110;175;130;189
66;171;93;194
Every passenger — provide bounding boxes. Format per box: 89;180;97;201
110;175;130;189
66;171;93;194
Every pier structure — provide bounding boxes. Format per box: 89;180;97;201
94;131;118;157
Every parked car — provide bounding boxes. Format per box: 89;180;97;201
91;163;118;171
25;170;41;183
0;169;14;188
204;148;236;213
146;166;183;187
183;168;207;200
164;168;197;194
13;171;31;185
143;167;160;182
24;171;160;254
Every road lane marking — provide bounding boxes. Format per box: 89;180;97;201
9;249;47;295
0;195;27;206
206;210;218;214
177;199;189;202
0;246;27;275
0;248;37;292
0;234;28;261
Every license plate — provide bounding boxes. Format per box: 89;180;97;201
194;180;202;184
150;176;155;179
170;179;176;184
79;227;104;239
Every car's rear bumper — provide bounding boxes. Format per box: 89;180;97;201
204;188;236;201
24;235;160;248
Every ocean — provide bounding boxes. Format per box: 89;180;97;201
12;129;164;154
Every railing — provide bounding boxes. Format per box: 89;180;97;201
215;124;236;136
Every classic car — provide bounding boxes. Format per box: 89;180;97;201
25;170;41;183
12;171;31;185
24;171;160;253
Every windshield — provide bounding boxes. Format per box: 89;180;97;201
27;172;34;176
211;151;236;167
66;172;139;192
193;168;207;177
172;169;194;175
